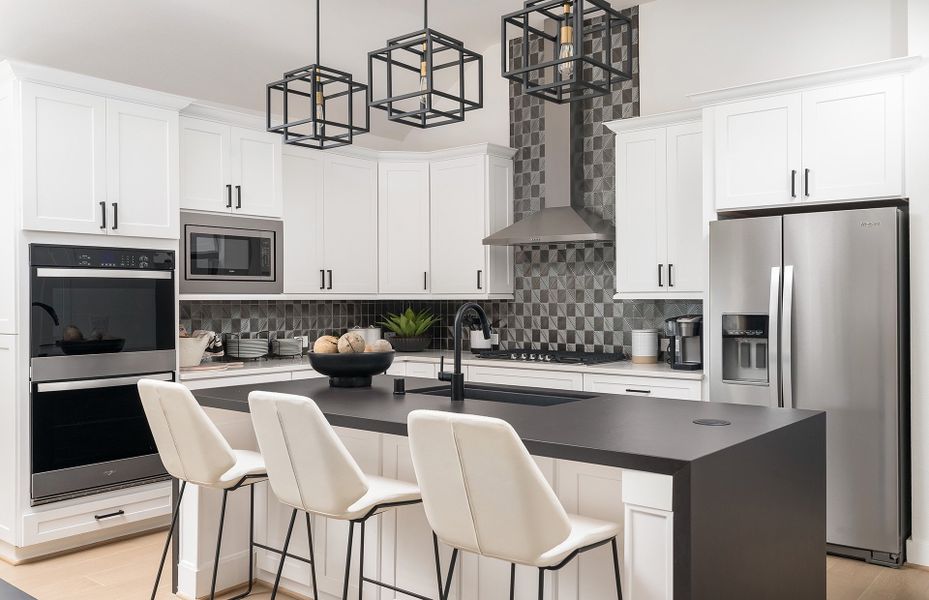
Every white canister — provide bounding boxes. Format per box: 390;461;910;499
631;329;659;364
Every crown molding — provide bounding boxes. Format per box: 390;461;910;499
605;109;702;134
0;59;193;110
687;55;925;106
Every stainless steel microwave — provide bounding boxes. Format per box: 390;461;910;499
180;211;283;294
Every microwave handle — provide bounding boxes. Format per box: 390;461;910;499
36;372;173;393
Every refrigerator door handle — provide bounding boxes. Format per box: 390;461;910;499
769;266;782;407
782;265;795;408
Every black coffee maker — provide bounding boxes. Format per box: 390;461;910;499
665;315;703;370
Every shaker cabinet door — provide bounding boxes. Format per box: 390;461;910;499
230;126;283;218
180;117;232;213
22;83;107;234
378;161;431;294
664;122;704;293
282;147;325;293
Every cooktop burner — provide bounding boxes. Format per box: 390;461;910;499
475;348;627;365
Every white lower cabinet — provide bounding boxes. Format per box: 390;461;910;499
583;373;702;401
468;365;583;391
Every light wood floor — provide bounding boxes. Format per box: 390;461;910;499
1;530;928;599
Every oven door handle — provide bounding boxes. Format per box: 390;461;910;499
36;372;173;393
35;268;173;280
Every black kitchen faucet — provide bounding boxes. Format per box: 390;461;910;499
438;302;491;401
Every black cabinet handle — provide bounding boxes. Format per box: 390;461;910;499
477;269;483;290
424;271;427;290
804;168;810;197
94;509;125;521
235;185;242;209
791;170;797;198
668;263;673;287
99;201;106;230
111;203;118;230
327;270;332;290
226;184;232;208
320;269;325;290
658;264;663;287
626;388;651;395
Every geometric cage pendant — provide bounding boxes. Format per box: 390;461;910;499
502;0;632;104
266;0;369;149
368;0;483;128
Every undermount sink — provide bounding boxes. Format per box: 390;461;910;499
410;383;596;407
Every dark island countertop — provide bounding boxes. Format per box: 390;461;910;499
191;375;822;475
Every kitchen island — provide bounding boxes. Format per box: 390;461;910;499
175;375;825;600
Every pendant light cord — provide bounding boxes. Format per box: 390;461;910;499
423;0;428;29
315;0;321;64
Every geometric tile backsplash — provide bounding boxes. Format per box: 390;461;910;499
180;4;701;357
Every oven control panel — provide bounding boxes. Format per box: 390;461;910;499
30;245;175;270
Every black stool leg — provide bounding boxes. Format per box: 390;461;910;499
151;481;186;600
537;568;545;600
225;485;257;600
357;520;366;600
509;563;516;600
270;509;298;600
209;490;230;599
611;537;623;599
306;513;319;599
341;521;355;600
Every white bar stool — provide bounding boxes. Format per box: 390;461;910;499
407;410;623;600
138;379;270;600
248;391;426;600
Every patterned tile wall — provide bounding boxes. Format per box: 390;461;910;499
180;4;701;356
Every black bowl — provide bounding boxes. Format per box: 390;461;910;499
308;351;395;387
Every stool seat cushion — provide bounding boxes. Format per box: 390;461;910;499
329;475;421;521
533;514;622;568
216;449;268;489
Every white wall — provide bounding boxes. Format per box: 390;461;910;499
906;0;929;568
638;0;909;115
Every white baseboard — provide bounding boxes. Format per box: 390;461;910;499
177;548;253;599
908;536;929;567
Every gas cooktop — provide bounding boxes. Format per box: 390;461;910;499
475;348;627;365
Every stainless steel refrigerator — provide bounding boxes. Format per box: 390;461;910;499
709;205;910;566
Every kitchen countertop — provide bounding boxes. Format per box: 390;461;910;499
192;375;814;474
179;350;703;381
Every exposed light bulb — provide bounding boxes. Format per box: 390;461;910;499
558;2;575;79
315;77;325;138
419;43;428;107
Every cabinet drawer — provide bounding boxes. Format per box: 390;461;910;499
583;373;702;401
22;485;171;546
469;365;583;391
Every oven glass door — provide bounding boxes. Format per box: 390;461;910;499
31;373;169;501
30;269;175;359
187;226;274;280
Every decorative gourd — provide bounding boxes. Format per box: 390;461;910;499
313;335;339;353
337;332;366;353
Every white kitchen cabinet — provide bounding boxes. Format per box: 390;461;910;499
583;372;702;401
430;154;513;295
801;77;903;203
282;148;378;294
612;114;703;297
713;93;802;210
105;99;179;239
468;365;583;391
322;154;378;294
710;75;904;211
180;117;282;218
378;161;431;294
21;82;108;234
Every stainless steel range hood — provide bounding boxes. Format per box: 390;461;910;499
483;83;614;246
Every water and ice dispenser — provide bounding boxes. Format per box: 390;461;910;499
721;314;769;384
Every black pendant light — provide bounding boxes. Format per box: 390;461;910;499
266;0;369;150
367;0;483;128
501;0;632;104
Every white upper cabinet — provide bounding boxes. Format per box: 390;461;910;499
282;148;325;294
378;161;431;294
710;73;905;211
105;99;179;239
713;93;802;211
179;118;230;213
801;77;903;203
322;154;379;294
430;154;513;296
21;83;107;234
180;117;282;218
612;114;704;298
230;126;283;218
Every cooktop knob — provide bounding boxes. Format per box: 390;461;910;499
510;352;519;360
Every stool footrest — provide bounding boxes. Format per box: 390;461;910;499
361;576;436;600
253;542;315;566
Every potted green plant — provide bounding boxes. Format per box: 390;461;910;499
378;307;440;352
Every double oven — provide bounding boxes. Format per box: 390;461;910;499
30;245;176;504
